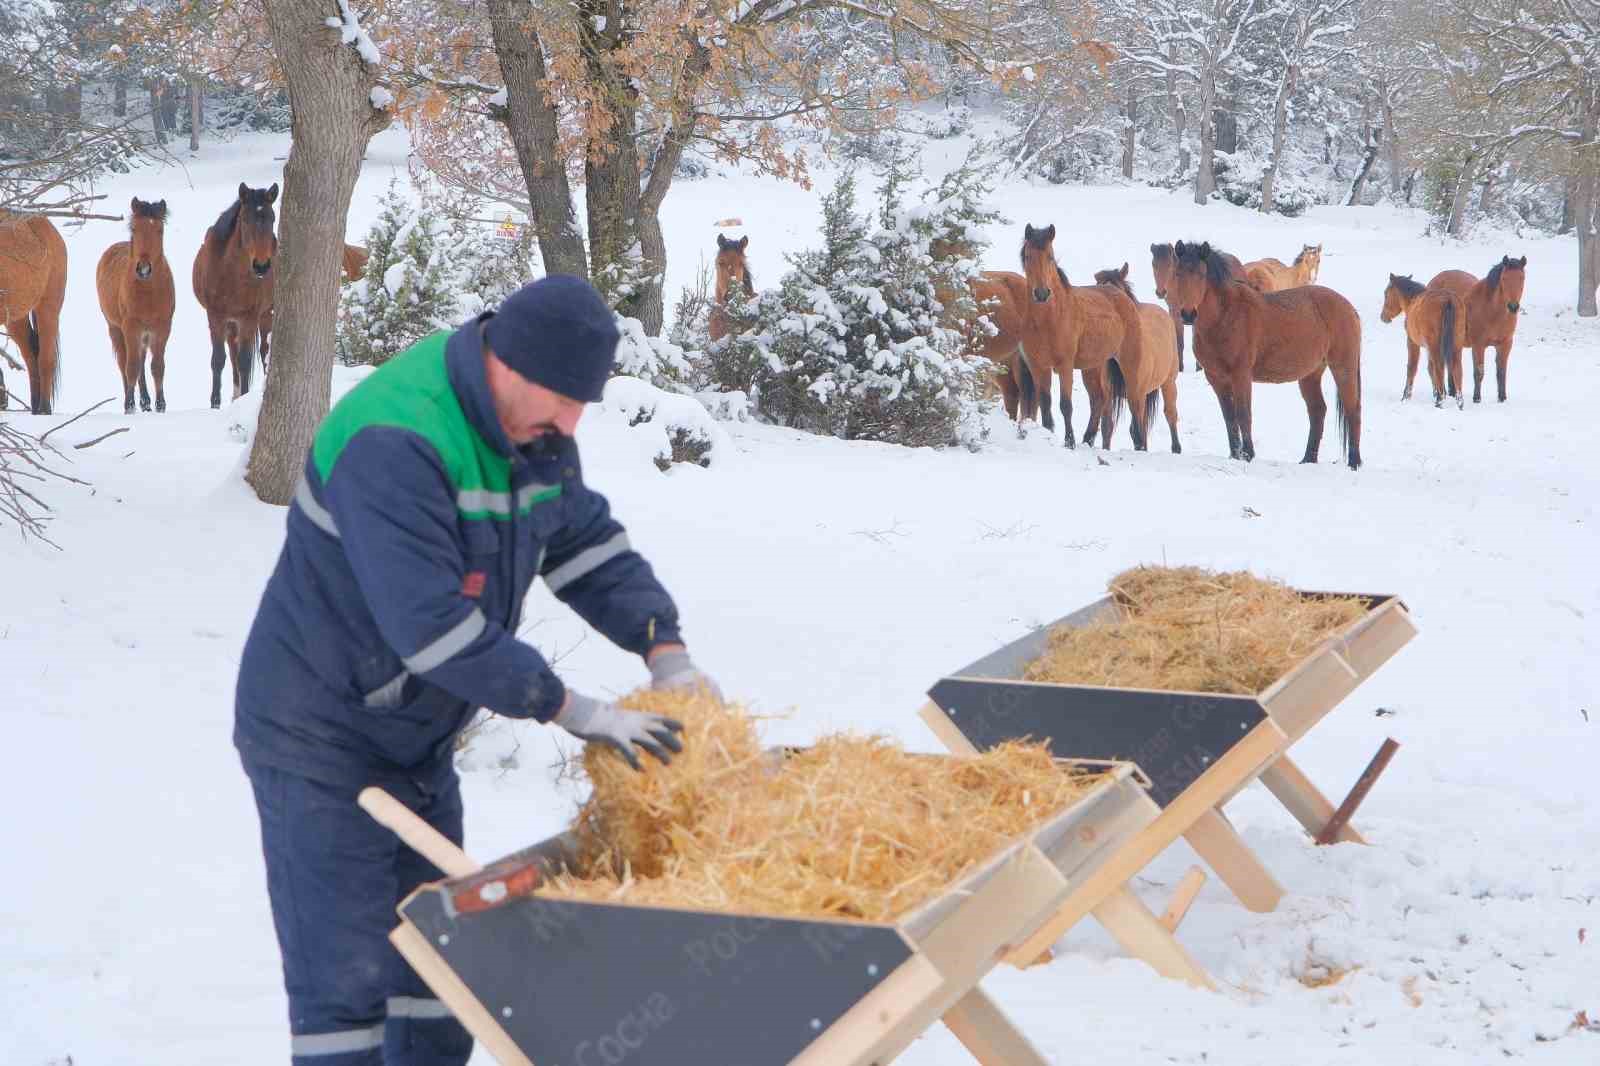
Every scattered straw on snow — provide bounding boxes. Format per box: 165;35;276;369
538;689;1105;921
1023;565;1370;695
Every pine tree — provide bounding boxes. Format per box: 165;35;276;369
337;178;462;365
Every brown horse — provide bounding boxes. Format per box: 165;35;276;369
1426;255;1526;403
96;197;175;414
342;243;370;283
1166;240;1363;469
193;182;277;409
1017;223;1138;449
1151;241;1246;374
1380;274;1464;409
708;233;752;343
0;213;67;414
929;235;1038;427
1094;264;1181;453
1244;244;1322;292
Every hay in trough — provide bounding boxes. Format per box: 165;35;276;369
1023;565;1370;695
541;689;1105;922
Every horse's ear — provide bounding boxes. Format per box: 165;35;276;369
130;196;142;213
1024;223;1035;240
266;182;279;204
737;235;748;251
1044;223;1056;241
1119;262;1129;278
1150;242;1161;254
1174;240;1185;255
1199;242;1211;259
238;182;249;201
716;233;729;249
1517;255;1527;267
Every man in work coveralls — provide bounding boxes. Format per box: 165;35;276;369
234;274;719;1065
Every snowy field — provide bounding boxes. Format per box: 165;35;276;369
3;122;1598;1065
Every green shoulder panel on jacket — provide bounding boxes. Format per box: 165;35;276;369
311;330;562;521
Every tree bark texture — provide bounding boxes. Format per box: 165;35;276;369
1577;166;1598;317
148;82;166;145
1167;45;1190;177
1261;63;1295;214
579;0;648;325
188;77;203;151
1447;152;1479;237
486;0;588;279
245;0;392;506
1194;65;1218;205
114;78;128;117
1347;129;1379;205
1383;91;1403;194
1121;87;1136;179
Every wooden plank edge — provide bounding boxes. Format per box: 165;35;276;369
1159;867;1207;932
388;922;535;1066
789;952;946;1066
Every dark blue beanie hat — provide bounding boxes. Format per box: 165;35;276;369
482;274;620;403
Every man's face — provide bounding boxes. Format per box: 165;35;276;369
484;347;586;444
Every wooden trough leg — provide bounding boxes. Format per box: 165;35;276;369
1260;755;1366;845
1159;866;1207;932
1314;738;1400;845
941;987;1052;1066
389;923;535;1066
1182;808;1284;913
1090;885;1216;991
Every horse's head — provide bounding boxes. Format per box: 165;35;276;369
1491;254;1527;314
1150;243;1175;300
714;233;751;303
237;181;279;279
1168;240;1219;325
1380;273;1413;324
1019;223;1059;303
128;197;168;281
1297;243;1323;281
1094;262;1134;299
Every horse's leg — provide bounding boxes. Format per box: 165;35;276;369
1495;339;1512;402
1162;378;1180;454
1080;366;1105;449
1205;367;1241;459
33;305;61;417
136;331;153;412
1403;338;1419;400
1426;344;1445;408
1032;360;1056;436
259;307;272;367
208;314;228;409
1058;365;1078;449
150;329;168;413
1174;321;1185;373
7;315;39;414
108;324;134;413
1297;371;1328;464
1471;345;1485;404
1232;371;1257;462
1331;359;1362;469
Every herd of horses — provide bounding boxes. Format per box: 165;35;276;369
710;226;1529;472
0;182;370;416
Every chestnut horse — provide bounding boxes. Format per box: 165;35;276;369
1166;240;1363;469
1244;243;1322;292
1380;274;1464;409
342;243;370;283
1017;223;1136;449
1093;264;1180;452
929;235;1038;427
193;182;277;408
1426;255;1526;403
96;197;175;414
1151;241;1246;374
708;233;752;343
0;212;67;414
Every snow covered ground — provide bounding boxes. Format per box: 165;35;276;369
2;122;1597;1065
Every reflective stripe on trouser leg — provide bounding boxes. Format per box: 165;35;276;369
292;1025;384;1058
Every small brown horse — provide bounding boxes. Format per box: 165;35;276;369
708;233;752;343
961;271;1039;427
1094;264;1180;452
96;197;175;414
0;212;67;414
1017;223;1138;449
193;182;277;409
1380;274;1464;409
1244;244;1322;292
1151;242;1246;374
1426;255;1526;403
342;243;370;284
1166;240;1363;469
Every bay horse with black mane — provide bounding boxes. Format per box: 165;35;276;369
1093;263;1181;452
96;197;175;414
0;212;67;414
1151;241;1246;374
193;182;277;409
1165;240;1363;469
1380;273;1464;409
708;233;752;343
1426;255;1526;403
1017;223;1137;449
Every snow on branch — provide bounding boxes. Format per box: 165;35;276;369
326;0;382;67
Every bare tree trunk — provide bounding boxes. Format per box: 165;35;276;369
1121;86;1136;180
188;77;202;151
1577;165;1598;317
1478;164;1497;218
1261;64;1295;214
1560;172;1576;234
579;0;647;324
114;78;128;117
1347;128;1380;205
1383;91;1403;194
1167;45;1190;177
1447;151;1479;237
148;82;166;145
1215;79;1238;155
1194;65;1218;205
486;0;587;278
246;0;392;505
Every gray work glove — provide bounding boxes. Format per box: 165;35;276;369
552;691;684;771
648;648;724;701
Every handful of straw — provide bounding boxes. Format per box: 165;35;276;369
539;689;1104;922
1023;565;1369;694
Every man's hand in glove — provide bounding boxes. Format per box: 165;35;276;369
552;691;685;771
646;645;723;701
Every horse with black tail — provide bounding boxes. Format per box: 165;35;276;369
1094;263;1180;452
193;181;277;409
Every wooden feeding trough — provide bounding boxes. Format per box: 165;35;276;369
918;587;1416;990
359;755;1157;1066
